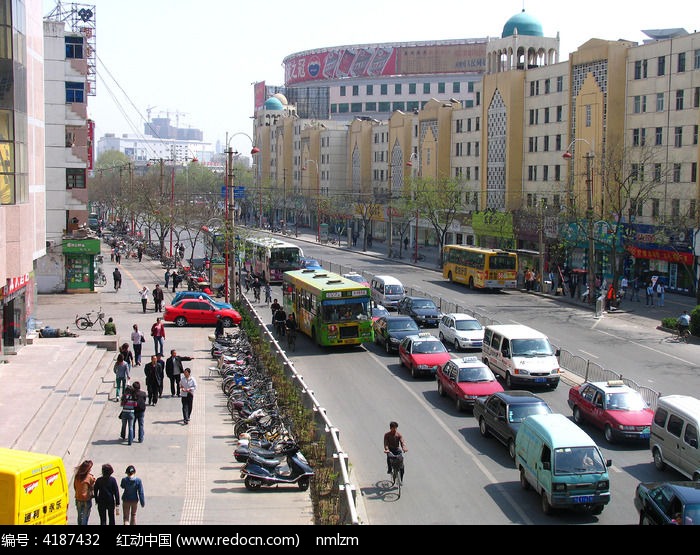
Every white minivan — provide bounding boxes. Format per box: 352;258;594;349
482;324;561;389
650;395;700;481
370;275;405;310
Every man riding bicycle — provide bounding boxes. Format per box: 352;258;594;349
383;421;407;479
677;310;691;337
273;305;287;337
285;313;297;347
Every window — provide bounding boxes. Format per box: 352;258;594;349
544;107;550;123
365;102;376;111
544;135;550;152
675;126;683;147
339;86;346;96
351;102;362;113
408;83;416;94
556;76;563;92
438;82;445;94
528;166;537;181
554;165;561;181
66;168;86;189
337;103;349;113
475;117;480;131
657;92;664;111
671;199;680;218
543;165;549;181
696;49;700;69
634;96;642;113
466;143;471;156
378;101;390;112
676;89;684;110
634;59;648;79
693;163;698;183
452;82;460;93
65;36;83;59
673;163;681;183
556;105;563;122
656;127;663;145
690;199;696;220
632;128;640;146
652;198;660;218
678;52;686;72
657;56;666;76
555;134;562;151
366;84;373;95
406;100;419;112
455;143;463;156
468;82;474;92
392;101;405;112
529;109;538;125
695;87;700;108
474;142;479;157
394;83;402;94
66;82;85;103
641;128;646;146
631;163;639;182
585;104;592;127
380;84;388;95
456;119;463;133
352;85;359;96
654;163;662;182
544;78;550;94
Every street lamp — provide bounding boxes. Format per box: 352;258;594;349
225;132;260;303
407;153;419;263
562;139;595;303
302;160;320;242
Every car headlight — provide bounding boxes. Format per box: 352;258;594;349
389;337;400;344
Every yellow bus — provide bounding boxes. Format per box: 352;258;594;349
442;245;518;290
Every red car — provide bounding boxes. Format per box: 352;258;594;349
164;299;241;328
398;333;452;379
567;379;654;443
437;356;504;412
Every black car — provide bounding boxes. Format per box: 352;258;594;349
472;390;553;460
396;296;442;327
373;315;420;354
634;481;700;525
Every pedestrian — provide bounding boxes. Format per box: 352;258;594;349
264;281;272;305
137;245;143;262
155;353;165;398
110;246;115;262
94;463;120;526
166;349;193;397
104;316;116;335
139;286;149;313
646;281;655;306
657;281;665;307
367;233;373;248
132;381;147;443
352;232;358;247
620;276;628;299
73;460;96;525
119;342;134;371
131;324;145;366
115;247;121;264
144;355;161;406
244;272;251;293
119;384;137;445
152;284;164;312
150;317;165;357
164;269;171;289
179;367;197;424
252;277;261;302
171;272;179;293
112;267;122;291
403;236;409;252
120;465;145;525
631;275;641;302
113;353;130;401
215;314;225;339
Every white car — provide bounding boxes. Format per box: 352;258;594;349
438;313;484;351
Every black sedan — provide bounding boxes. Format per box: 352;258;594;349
635;481;700;525
396;296;442;327
473;390;552;460
372;315;420;354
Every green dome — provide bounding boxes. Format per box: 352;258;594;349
502;9;543;38
264;97;284;110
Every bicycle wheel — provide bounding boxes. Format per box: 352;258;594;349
98;318;105;330
76;317;91;330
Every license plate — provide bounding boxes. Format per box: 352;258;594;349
640;432;650;439
534;377;546;383
571;495;594;504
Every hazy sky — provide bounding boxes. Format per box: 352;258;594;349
42;0;696;156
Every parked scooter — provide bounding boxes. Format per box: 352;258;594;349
234;433;291;463
240;440;314;491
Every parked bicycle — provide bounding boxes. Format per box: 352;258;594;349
95;269;107;287
75;307;106;330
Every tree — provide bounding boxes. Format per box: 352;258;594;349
351;193;384;251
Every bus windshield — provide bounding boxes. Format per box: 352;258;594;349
270;248;301;268
322;300;371;323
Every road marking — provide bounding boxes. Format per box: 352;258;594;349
579;350;598;359
180;372;206;525
366;349;534;525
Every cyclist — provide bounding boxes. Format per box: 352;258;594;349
252;277;261;302
285;313;297;348
264;282;272;305
273;305;287;337
112;267;122;291
270;299;282;323
677;310;691;338
383;421;407;479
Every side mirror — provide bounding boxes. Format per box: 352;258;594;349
606;459;612;467
555;348;561;357
542;461;551;471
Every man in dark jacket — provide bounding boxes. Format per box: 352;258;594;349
152;284;164;312
165;349;193;397
143;355;162;406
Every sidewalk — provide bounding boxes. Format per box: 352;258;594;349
0;240;314;526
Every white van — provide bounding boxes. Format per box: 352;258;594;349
650;395;700;481
482;324;561;389
370;275;405;310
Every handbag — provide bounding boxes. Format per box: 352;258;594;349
118;411;125;420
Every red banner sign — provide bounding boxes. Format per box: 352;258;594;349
627;246;693;265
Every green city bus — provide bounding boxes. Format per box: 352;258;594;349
282;269;374;347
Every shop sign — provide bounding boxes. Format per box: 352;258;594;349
62;238;101;254
4;273;30;296
626;246;693;265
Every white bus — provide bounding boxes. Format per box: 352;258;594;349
243;236;304;284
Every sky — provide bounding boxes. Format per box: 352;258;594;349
42;0;696;157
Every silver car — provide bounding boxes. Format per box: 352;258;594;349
438;313;484;351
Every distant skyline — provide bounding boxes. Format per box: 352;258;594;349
42;0;695;157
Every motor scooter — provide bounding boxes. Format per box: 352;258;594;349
234;433;291;463
240;440;314;491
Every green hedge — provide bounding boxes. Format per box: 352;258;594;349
661;305;700;336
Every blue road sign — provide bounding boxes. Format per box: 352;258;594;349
234;186;245;199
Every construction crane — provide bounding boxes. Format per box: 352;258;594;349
146;105;159;121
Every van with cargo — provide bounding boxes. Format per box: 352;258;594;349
0;448;69;524
481;324;561;389
650;395;700;480
370;275;405;310
515;413;612;515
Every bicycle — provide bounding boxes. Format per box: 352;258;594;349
286;328;297;352
387;450;404;497
75;307;106;330
95;271;107;287
677;326;691;343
